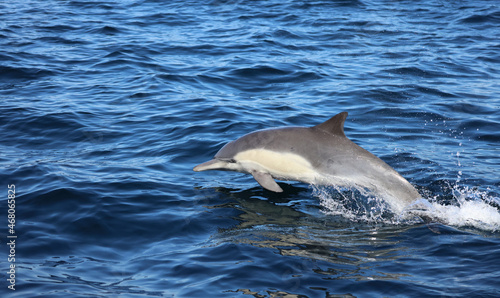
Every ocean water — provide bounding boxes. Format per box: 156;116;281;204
1;0;499;297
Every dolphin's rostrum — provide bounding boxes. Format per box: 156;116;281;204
194;112;420;212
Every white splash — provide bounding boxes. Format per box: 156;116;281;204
316;183;500;232
423;185;500;232
313;185;404;224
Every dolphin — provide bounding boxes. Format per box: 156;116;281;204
193;112;420;212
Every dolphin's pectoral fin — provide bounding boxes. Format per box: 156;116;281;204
251;171;283;192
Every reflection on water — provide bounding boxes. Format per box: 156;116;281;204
208;186;417;285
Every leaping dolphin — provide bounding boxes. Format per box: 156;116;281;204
193;112;420;212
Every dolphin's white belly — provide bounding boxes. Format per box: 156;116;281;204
234;149;319;182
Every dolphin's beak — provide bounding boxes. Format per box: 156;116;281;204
193;159;227;172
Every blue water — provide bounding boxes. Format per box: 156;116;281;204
1;0;500;297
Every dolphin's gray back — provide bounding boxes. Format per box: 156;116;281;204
215;125;379;176
214;112;420;209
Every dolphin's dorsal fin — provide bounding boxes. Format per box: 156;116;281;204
313;112;348;137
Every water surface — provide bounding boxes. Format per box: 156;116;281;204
1;0;499;297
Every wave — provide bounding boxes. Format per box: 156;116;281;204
459;11;500;24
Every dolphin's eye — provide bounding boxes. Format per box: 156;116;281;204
227;159;236;163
